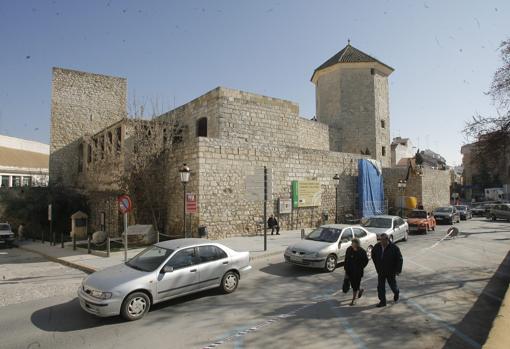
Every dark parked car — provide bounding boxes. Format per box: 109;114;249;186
471;204;486;216
454;205;472;220
488;203;510;221
433;206;460;225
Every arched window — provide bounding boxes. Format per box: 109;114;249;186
196;117;208;137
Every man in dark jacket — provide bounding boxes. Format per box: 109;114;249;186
267;215;280;235
371;233;403;307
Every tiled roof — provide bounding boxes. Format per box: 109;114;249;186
312;43;394;79
0;146;49;170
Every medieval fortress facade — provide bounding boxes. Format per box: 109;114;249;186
49;44;449;239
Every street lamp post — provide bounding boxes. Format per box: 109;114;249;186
397;180;407;217
333;174;340;223
179;164;190;238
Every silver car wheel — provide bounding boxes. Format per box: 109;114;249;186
325;255;336;272
224;274;238;291
128;296;147;317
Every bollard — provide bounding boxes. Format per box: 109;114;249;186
73;233;76;251
87;234;91;254
156;231;160;243
61;232;64;248
52;231;56;246
106;236;110;258
301;228;305;239
41;231;44;244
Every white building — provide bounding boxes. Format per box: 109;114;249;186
0;135;49;188
391;137;415;167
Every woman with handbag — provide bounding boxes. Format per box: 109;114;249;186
344;238;369;306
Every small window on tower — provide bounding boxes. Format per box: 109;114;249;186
381;120;385;128
382;146;386;156
196;117;208;137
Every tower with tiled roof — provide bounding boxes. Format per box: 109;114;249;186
311;41;394;167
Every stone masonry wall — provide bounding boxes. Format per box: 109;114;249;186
316;68;376;155
195;137;364;239
374;73;391;168
216;87;330;151
50;68;126;187
420;168;451;210
383;167;451;213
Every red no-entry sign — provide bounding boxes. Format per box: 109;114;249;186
186;193;197;214
117;195;133;214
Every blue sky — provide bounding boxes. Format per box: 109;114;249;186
0;0;508;165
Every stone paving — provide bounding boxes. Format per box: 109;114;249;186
0;248;86;307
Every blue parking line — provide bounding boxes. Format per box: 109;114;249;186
406;299;481;349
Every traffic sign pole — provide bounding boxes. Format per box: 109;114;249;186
263;166;267;252
117;195;133;262
123;212;128;262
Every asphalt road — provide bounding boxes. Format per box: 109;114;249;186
0;218;508;349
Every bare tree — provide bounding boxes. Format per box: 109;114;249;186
120;98;184;236
463;38;510;176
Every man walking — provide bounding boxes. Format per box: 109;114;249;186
267;215;280;235
371;233;403;307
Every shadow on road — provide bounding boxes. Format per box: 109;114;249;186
442;251;510;349
31;298;120;332
259;262;326;277
31;288;225;332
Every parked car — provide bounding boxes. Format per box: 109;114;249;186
471;203;487;216
361;215;408;242
433;206;460;225
0;223;15;248
78;239;252;321
454;205;472;220
489;203;510;221
406;210;436;234
284;224;377;272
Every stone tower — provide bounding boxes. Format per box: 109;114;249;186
311;42;394;167
49;68;127;186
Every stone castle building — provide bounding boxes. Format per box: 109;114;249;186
49;43;449;239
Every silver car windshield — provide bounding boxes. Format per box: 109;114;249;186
126;246;174;272
0;224;10;230
435;207;452;213
362;218;392;228
306;227;341;243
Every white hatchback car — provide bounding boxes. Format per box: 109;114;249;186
361;215;409;243
284;224;377;272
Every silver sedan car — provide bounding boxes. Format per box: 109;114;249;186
361;215;409;242
284;224;377;272
78;239;251;321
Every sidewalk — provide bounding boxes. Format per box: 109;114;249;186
15;229;311;273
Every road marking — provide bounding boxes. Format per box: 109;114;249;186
406;258;503;302
405;299;481;349
201;303;314;349
201;228;499;348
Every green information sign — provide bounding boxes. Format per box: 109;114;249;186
291;180;321;208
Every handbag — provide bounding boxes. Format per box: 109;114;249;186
342;276;351;293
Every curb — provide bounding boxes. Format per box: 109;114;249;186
482;284;510;349
250;250;283;261
16;244;96;274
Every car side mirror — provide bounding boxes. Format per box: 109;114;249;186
162;266;174;273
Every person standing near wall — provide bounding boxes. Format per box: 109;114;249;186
267;215;280;235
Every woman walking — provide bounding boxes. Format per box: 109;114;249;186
344;238;369;306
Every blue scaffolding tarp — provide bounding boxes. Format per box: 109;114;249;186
357;159;384;217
